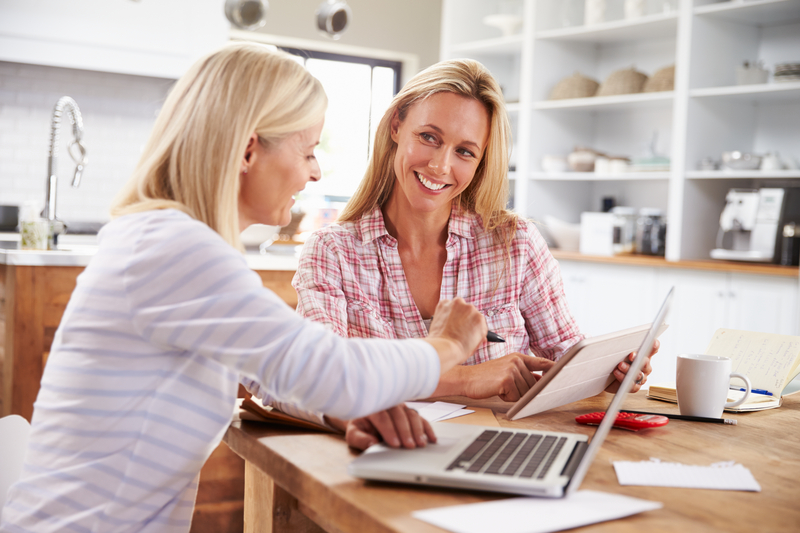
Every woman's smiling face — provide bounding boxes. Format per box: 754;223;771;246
238;121;323;229
388;92;490;216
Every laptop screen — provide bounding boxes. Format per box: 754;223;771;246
565;287;673;496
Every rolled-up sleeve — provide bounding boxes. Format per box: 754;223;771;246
292;232;349;336
518;224;584;361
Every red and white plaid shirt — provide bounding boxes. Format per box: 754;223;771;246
293;204;583;365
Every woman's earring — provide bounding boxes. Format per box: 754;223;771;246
243;168;248;175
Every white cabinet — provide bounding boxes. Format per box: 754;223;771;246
727;272;799;335
654;268;732;386
558;260;659;336
559;258;800;386
440;0;800;262
0;0;229;79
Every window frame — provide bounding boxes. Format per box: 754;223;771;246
277;46;403;94
229;29;419;87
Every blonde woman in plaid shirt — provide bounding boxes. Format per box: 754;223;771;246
293;59;657;450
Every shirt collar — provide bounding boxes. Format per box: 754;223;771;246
357;202;477;244
448;202;476;239
358;207;391;243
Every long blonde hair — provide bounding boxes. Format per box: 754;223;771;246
111;42;327;249
339;58;515;234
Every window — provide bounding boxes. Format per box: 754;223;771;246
280;47;401;232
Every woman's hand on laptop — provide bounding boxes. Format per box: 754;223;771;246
328;405;437;451
607;339;660;393
432;353;555;402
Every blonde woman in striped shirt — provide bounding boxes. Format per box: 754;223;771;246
293;59;659;449
0;43;489;533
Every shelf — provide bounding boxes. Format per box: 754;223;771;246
550;249;799;277
689;82;800;104
694;0;800;26
449;34;523;56
443;0;800;264
534;91;674;111
686;170;800;179
531;171;671;181
536;12;679;43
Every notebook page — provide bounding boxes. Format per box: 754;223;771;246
704;329;800;394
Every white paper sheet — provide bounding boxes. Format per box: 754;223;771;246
613;458;761;491
434;409;475;421
412;490;662;533
406;401;472;422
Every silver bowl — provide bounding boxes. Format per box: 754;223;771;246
721;151;762;171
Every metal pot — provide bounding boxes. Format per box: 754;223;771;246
225;0;268;31
316;0;351;39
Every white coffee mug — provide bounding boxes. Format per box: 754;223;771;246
676;354;751;418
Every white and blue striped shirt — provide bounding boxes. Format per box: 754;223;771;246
1;209;439;533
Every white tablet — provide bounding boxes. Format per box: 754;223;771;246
506;322;668;420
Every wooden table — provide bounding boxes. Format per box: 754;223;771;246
224;392;800;533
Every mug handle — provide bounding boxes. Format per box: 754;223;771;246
725;373;751;408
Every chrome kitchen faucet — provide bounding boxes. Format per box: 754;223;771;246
44;96;88;247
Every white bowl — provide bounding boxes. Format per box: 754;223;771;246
542;155;568;173
543;215;581;252
482;14;523;37
721;151;762;171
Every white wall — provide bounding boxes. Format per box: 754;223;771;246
0;61;173;223
251;0;442;72
0;0;443;224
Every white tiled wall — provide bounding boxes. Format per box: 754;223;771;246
0;61;174;223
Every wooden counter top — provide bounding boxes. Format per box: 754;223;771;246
550;250;800;278
226;392;800;533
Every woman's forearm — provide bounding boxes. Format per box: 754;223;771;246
429;364;468;397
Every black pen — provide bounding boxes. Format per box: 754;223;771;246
487;331;505;343
623;410;737;425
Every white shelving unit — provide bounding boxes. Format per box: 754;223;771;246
440;0;800;262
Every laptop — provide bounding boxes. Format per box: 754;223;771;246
348;287;673;498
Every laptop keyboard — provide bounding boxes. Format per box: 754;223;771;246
446;430;568;479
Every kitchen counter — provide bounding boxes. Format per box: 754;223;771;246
0;235;300;271
3;236;796;277
551;250;800;278
0;247;300;271
1;246;298;422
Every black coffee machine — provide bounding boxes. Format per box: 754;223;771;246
778;188;800;266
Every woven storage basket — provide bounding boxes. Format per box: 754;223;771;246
643;65;675;92
549;72;599;100
596;67;648;96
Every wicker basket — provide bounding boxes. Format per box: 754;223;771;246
643;65;675;92
596;67;648;96
549;72;599;100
